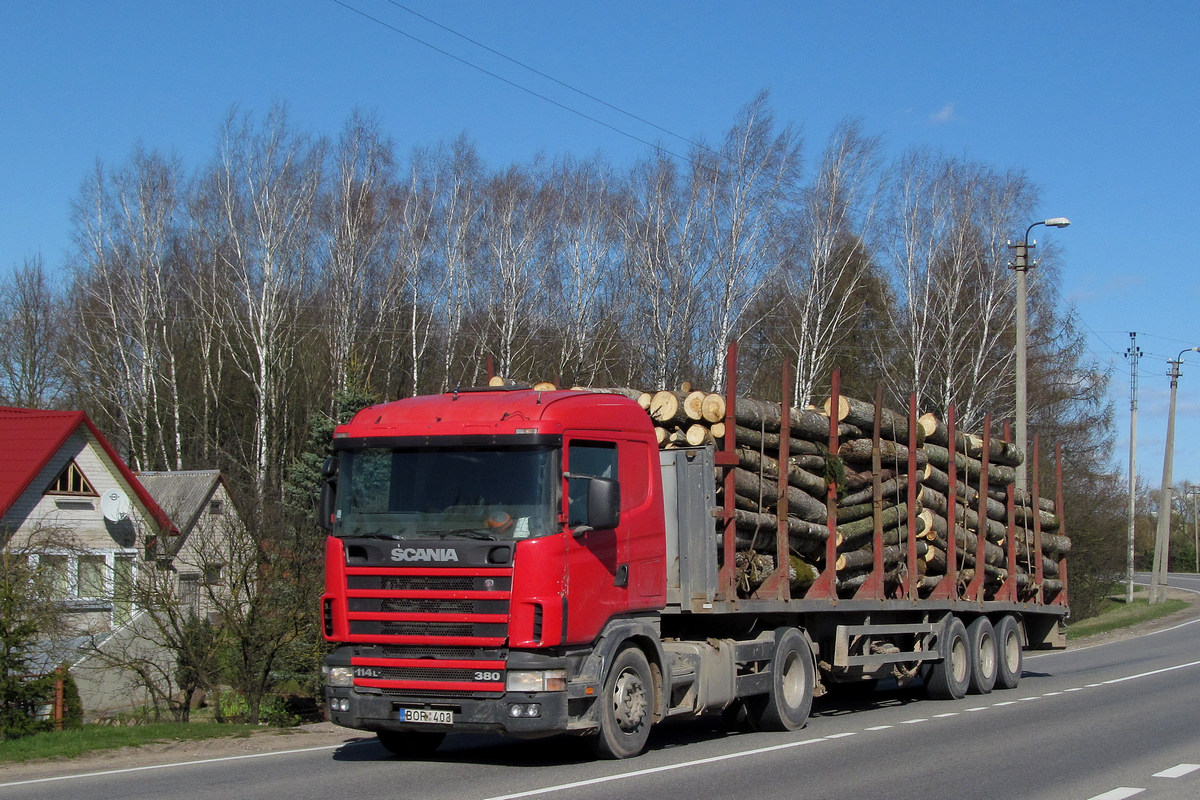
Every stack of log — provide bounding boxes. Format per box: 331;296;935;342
649;389;1067;603
914;412;1068;601
556;380;1069;603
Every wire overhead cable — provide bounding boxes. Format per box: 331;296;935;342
331;0;693;163
386;1;701;152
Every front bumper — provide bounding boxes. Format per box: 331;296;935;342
325;687;570;738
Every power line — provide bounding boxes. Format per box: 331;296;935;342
329;0;690;163
385;1;705;154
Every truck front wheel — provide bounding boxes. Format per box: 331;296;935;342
592;644;654;759
747;627;815;731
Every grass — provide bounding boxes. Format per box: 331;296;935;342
0;722;259;764
1065;590;1190;640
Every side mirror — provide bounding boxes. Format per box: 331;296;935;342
580;476;620;534
318;457;338;532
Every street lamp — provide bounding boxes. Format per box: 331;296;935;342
1149;346;1200;603
1011;217;1071;494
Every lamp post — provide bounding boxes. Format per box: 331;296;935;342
1149;346;1200;603
1011;217;1070;493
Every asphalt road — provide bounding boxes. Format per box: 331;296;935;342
1135;571;1200;595
5;593;1199;800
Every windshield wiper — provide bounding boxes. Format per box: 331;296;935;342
342;530;404;540
438;529;497;541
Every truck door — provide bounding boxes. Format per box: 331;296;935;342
563;438;627;642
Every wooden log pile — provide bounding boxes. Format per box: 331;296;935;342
547;379;1069;604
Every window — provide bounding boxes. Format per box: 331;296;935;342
567;441;618;527
77;555;108;598
202;563;225;586
41;554;70;600
178;572;201;608
47;461;97;496
209;499;224;515
113;556;135;626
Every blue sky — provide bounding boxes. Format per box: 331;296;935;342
3;1;1200;488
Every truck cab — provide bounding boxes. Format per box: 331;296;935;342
320;387;668;755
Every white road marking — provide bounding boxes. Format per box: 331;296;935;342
1153;763;1200;778
1086;789;1144;800
0;743;351;788
1102;659;1200;686
1028;616;1200;658
478;737;829;800
900;718;928;724
865;725;893;730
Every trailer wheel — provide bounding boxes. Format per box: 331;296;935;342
747;627;815;731
925;616;970;700
376;730;445;758
966;617;997;695
592;644;653;759
993;615;1023;690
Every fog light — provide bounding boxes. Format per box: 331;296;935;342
508;704;524;718
523;704;541;718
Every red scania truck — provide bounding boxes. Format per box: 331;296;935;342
319;378;1068;759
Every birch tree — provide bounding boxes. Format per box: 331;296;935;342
780;118;884;407
543;155;625;386
696;93;803;390
322;111;397;395
477;162;554;380
621;151;709;389
70;147;186;469
205;105;325;495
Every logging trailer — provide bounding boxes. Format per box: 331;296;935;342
319;351;1069;759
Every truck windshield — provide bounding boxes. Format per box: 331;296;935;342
334;445;559;540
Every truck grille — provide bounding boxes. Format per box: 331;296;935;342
342;564;511;694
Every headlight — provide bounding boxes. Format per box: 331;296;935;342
506;669;567;692
326;666;354;687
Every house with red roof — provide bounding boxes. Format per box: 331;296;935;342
1;407;176;621
0;407;181;714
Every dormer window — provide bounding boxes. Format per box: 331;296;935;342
47;461;98;496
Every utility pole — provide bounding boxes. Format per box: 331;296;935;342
1125;333;1142;603
1150;347;1200;603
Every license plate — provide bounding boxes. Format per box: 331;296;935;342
398;708;452;725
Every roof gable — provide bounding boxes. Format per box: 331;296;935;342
136;470;223;537
0;406;176;534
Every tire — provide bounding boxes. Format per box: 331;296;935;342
376;730;446;758
925;615;970;700
592;644;654;759
966;617;997;695
993;615;1023;690
746;627;815;731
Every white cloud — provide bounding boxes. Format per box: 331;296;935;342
930;103;955;125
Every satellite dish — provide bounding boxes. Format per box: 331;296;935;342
101;488;131;522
